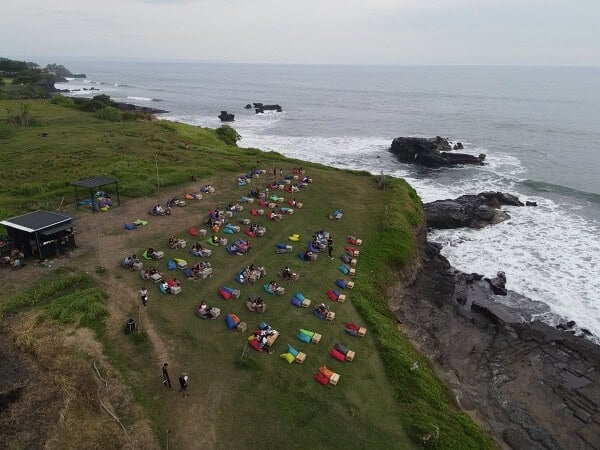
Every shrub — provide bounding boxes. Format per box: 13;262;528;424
215;125;240;146
95;106;122;122
50;94;76;109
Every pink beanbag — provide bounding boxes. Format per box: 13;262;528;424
314;372;329;386
330;348;346;362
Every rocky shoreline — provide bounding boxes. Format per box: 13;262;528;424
394;235;600;449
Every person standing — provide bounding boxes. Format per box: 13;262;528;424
179;374;189;396
162;363;172;388
139;286;148;307
327;237;334;259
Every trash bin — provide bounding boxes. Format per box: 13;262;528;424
125;318;136;334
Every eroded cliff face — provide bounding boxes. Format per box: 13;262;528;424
392;231;600;450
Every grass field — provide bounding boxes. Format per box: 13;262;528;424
0;99;493;449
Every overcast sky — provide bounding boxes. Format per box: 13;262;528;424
2;0;599;65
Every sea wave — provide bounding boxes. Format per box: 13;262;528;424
126;96;152;101
520;179;600;204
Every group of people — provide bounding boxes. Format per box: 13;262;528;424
146;246;162;260
1;248;26;268
252;324;276;353
281;265;298;280
240;263;266;284
187;261;211;280
196;301;217;319
160;278;181;293
142;266;160;280
248;296;265;312
314;302;331;319
150;203;171;216
122;254;140;269
190;242;210;257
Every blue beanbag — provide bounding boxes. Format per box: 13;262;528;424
297;332;311;343
336;279;347;289
259;322;269;330
290;297;302;308
225;314;237;329
124;223;135;230
222;286;236;294
294;292;305;301
276;243;288;249
183;268;193;278
338;264;350;275
297;252;306;261
225;228;234;235
287;345;299;357
167;260;177;270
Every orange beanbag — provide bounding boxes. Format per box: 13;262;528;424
319;365;334;379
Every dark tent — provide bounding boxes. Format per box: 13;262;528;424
0;210;75;259
72;176;120;210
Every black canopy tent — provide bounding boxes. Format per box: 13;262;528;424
72;176;120;209
0;210;75;259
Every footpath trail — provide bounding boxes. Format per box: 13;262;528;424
73;182;226;449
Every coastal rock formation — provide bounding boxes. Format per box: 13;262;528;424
218;111;235;122
255;104;283;114
424;192;523;229
394;240;600;450
112;101;168;114
389;136;486;167
245;104;252;109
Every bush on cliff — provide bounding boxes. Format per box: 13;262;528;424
95;106;122;122
216;125;240;146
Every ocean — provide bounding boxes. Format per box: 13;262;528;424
57;60;600;337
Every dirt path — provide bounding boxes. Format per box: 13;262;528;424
61;181;233;449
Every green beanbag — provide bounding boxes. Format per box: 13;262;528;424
280;352;295;364
299;328;314;337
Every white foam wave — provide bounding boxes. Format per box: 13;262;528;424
126;96;152;101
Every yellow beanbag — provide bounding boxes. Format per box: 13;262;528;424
280;353;295;364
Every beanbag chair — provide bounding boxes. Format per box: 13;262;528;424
183;268;193;279
167;259;177;270
297;252;305;261
276;243;288;250
299;328;314;337
338;264;350;275
159;283;167;294
315;372;329;386
218;288;232;300
345;328;359;337
330;348;346;362
133;219;148;227
288;234;300;242
308;242;320;253
297;332;311;344
250;208;259;216
287;345;299;358
245;229;256;238
334;343;349;355
225;313;240;329
336;279;347;289
280;353;295;364
258;199;267;207
290;297;302;308
263;283;274;294
327;289;338;301
249;338;263;352
207;238;219;246
341;255;352;264
313;309;326;319
124;223;135;230
294;292;305;302
225;227;234;235
189;227;199;237
319;365;334;379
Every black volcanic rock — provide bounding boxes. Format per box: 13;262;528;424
255;104;282;113
389;136;486;167
218;111;235;122
424;191;522;229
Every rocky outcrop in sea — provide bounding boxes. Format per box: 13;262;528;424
389;136;486;167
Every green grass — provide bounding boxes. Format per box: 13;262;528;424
0;99;493;449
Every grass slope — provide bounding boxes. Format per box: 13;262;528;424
0;99;493;449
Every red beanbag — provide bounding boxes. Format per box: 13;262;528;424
259;199;267;207
250;208;259;216
219;288;232;300
245;229;256;238
345;322;359;331
330;348;346;362
189;227;199;237
314;372;329;386
249;339;263;352
327;289;338;301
